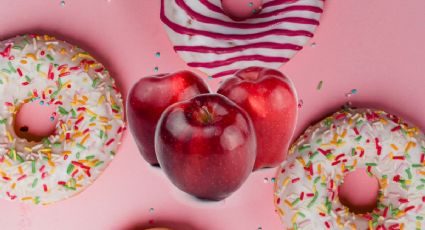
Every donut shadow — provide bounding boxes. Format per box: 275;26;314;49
294;98;425;143
121;219;202;230
1;28;126;97
338;196;378;215
352;99;425;130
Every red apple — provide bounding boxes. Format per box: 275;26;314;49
155;94;256;200
217;67;298;170
127;71;210;166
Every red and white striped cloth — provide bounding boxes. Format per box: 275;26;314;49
161;0;324;78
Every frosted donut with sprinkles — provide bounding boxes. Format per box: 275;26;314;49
274;108;425;229
161;0;324;78
0;35;125;205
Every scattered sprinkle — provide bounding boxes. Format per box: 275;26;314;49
317;80;323;90
298;99;304;108
346;89;358;97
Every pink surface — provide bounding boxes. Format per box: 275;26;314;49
15;101;58;142
0;0;425;229
338;168;380;214
221;0;263;20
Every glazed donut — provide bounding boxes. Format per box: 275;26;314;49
0;35;125;204
161;0;324;78
274;109;425;229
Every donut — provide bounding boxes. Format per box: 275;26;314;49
274;108;425;229
0;34;125;204
161;0;324;78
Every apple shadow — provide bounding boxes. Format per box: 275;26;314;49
1;28;126;96
152;163;233;205
121;219;202;230
180;191;227;204
150;163;161;168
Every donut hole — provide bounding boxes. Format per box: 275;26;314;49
221;0;263;21
14;100;58;142
338;168;380;214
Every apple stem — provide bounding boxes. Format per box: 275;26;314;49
200;106;213;124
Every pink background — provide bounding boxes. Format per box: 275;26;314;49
1;0;425;229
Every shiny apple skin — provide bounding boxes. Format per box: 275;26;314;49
155;94;256;201
127;71;210;166
217;67;298;170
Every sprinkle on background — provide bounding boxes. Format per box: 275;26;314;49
317;80;323;90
